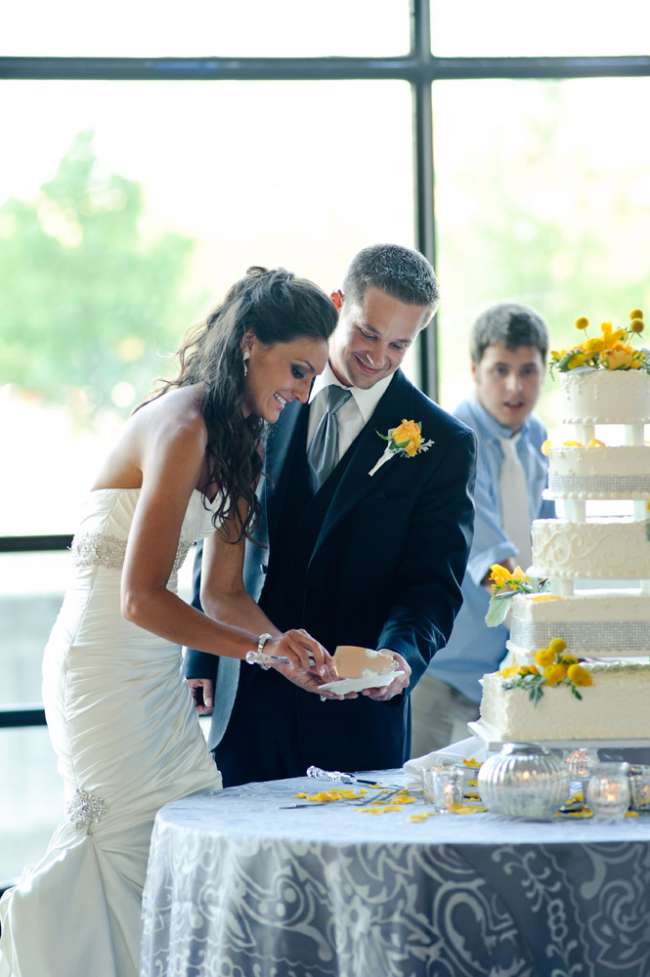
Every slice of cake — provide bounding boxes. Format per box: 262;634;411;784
332;646;395;679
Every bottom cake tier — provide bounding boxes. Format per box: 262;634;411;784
480;660;650;741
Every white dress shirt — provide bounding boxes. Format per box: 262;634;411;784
307;363;393;463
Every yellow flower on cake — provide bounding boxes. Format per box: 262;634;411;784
567;663;593;687
602;344;637;370
543;663;567;686
547;638;567;655
534;647;555;668
489;564;512;588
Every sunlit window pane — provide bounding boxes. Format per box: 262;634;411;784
0;727;63;884
431;0;650;56
0;79;414;536
5;0;410;57
433;77;650;427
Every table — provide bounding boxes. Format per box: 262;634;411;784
141;772;650;977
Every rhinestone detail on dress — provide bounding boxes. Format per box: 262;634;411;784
71;532;192;575
66;788;107;833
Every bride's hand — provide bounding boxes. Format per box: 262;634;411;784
267;629;336;679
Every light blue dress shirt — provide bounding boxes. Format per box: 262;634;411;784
426;397;555;703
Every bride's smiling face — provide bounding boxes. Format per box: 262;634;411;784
242;334;329;421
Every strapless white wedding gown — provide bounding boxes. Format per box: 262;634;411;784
0;489;222;977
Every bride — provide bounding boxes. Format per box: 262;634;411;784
0;266;338;977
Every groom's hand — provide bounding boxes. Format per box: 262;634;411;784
186;678;214;715
362;651;411;701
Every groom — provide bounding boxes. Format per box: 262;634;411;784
185;244;476;785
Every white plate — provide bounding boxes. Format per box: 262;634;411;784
468;719;650;750
318;670;404;695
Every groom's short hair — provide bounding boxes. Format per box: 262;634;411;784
343;244;439;315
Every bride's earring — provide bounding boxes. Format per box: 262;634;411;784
242;350;250;377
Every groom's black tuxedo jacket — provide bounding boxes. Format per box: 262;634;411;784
185;369;476;784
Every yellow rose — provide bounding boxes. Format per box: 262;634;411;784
548;637;567;655
534;647;555;667
567;663;593;687
391;419;422;457
489;564;512;587
602;344;636;370
575;316;589;330
544;663;567;686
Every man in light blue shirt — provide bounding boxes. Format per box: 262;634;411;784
411;301;554;755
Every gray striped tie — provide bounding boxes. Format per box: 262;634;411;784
307;385;352;491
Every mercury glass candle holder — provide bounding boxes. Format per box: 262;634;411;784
478;743;570;820
629;767;650;811
586;762;630;819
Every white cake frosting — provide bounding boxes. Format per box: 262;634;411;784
531;518;650;580
480;661;650;741
559;369;650;424
479;362;650;745
508;592;650;658
548;445;650;499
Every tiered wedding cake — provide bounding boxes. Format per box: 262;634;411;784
479;310;650;742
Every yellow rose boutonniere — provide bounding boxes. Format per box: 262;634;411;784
369;418;434;477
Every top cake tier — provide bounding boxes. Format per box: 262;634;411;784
559;369;650;424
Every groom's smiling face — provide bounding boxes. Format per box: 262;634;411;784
328;286;431;389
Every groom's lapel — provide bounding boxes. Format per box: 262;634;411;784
265;400;306;545
311;372;408;558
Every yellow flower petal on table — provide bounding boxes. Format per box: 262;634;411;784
449;804;487;815
587;438;606;448
562;440;583;448
568;663;593;687
625;810;639;817
529;594;563;603
463;758;482;768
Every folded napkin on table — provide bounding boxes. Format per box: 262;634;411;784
402;735;488;789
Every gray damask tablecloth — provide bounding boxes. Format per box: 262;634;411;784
140;772;650;977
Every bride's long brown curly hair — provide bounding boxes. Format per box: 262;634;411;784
148;267;337;540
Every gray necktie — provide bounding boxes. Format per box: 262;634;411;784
307;385;352;491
